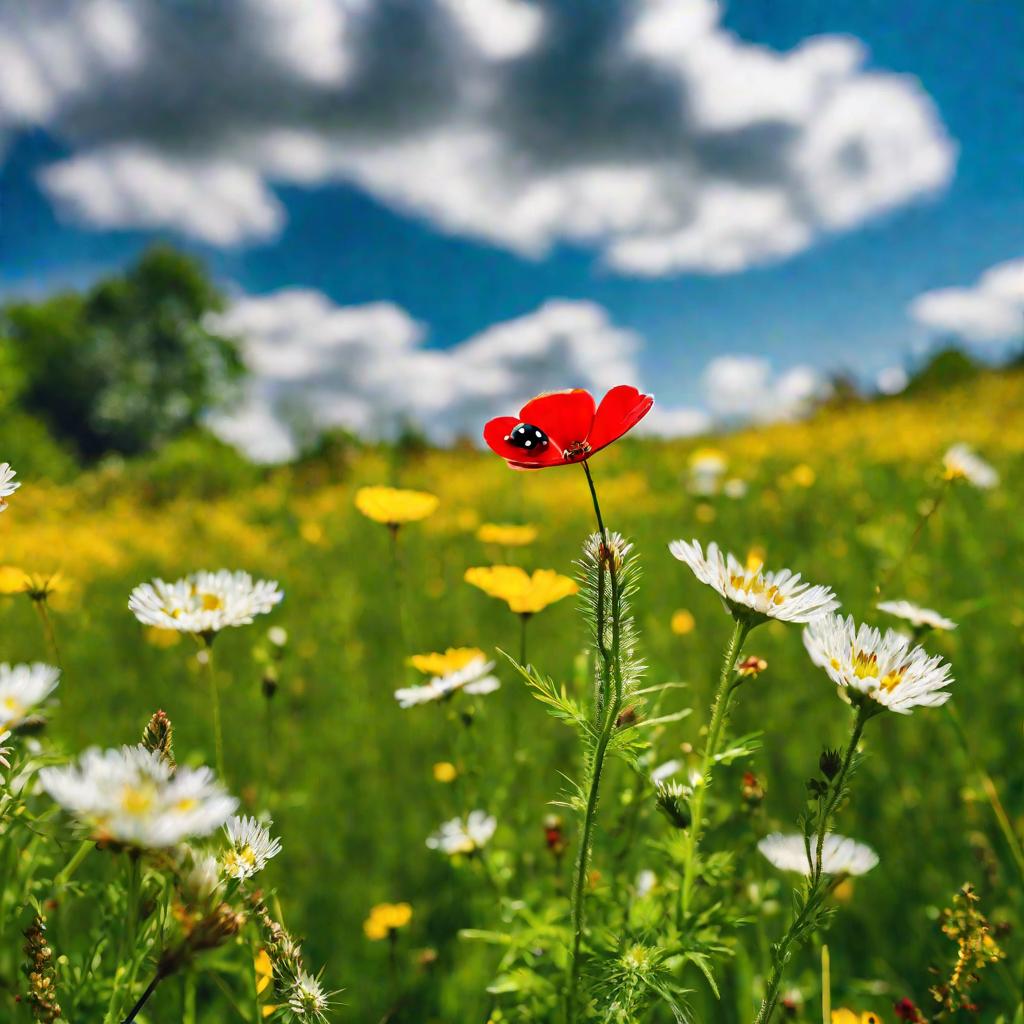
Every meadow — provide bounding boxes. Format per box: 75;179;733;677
1;370;1022;1023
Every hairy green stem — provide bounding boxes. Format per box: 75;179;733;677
754;705;868;1024
681;617;750;917
813;705;867;883
566;461;621;1024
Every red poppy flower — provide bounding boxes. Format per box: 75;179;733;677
484;385;654;469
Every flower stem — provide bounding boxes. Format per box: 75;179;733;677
681;617;750;917
875;476;952;598
519;613;529;667
32;598;63;669
754;705;868;1024
389;524;412;679
122;972;163;1024
201;640;225;780
54;837;93;888
566;460;621;1024
945;701;1024;884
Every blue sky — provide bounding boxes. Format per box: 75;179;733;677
1;0;1021;454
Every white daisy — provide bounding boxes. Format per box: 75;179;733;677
943;444;998;489
288;969;332;1023
129;570;283;636
803;614;954;715
687;450;727;495
222;815;282;880
426;810;497;856
394;657;500;708
758;832;878;877
669;539;839;624
40;745;236;848
0;729;11;771
877;600;957;633
0;462;20;510
0;662;60;729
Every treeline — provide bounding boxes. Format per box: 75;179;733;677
0;246;242;472
1;246;1017;477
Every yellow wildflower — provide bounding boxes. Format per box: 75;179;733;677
363;902;413;941
831;1012;882;1024
476;523;538;547
254;949;273;995
0;566;29;595
433;762;458;783
791;463;816;487
300;520;324;545
670;609;696;636
408;648;485;675
464;565;578;614
355;486;438;527
694;502;716;523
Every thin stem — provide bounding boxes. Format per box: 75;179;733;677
33;598;63;669
754;706;869;1024
566;460;620;1024
389;525;411;676
54;837;94;887
518;613;529;667
122;972;163;1024
813;706;867;884
821;945;831;1024
875;476;951;598
105;855;142;1024
201;640;225;780
681;617;750;917
946;702;1024;883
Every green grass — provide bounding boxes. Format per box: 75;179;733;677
2;373;1022;1022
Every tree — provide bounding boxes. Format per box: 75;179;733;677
2;246;244;458
903;345;980;396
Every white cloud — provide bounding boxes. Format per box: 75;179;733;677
702;354;831;423
207;292;654;460
909;257;1024;344
1;0;955;270
41;147;284;245
208;288;834;462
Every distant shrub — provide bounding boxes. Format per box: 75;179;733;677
904;346;980;395
126;429;262;502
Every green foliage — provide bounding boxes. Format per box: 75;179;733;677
125;429;263;502
904;346;981;396
0;409;79;482
1;246;243;459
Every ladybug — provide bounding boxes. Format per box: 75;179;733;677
504;422;549;452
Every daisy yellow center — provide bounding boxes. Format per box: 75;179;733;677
729;573;785;605
174;797;198;813
199;592;224;611
851;649;879;680
225;846;257;874
120;783;156;816
879;667;907;692
2;696;23;716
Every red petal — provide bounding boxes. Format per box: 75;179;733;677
518;389;596;450
483;415;565;468
588;385;654;452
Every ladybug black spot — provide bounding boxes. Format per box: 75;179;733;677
503;423;549;452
